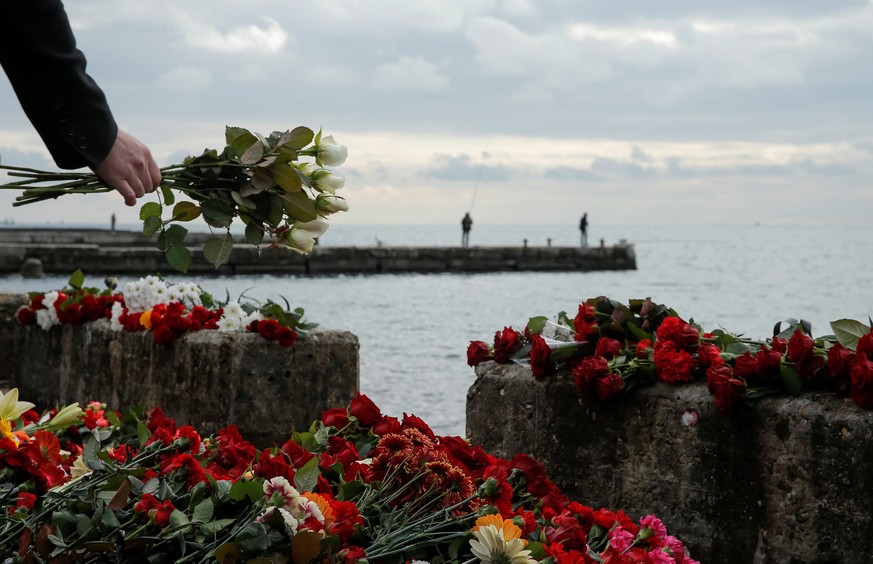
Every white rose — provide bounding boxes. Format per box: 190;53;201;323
315;194;349;214
317;135;348;167
310;170;345;194
286;219;330;253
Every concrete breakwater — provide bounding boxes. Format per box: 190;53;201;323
0;228;635;275
0;293;359;446
466;362;873;564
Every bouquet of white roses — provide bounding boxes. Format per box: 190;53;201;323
0;126;349;272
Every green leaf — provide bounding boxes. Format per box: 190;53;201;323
199;518;236;537
202;234;234;268
271;162;303;193
293;455;320;492
282;192;317;222
192;498;214;524
106;477;132;510
240;141;265;165
267;194;283;227
225;126;253;146
143;215;162;237
230;480;264;502
172;201;202;222
228;130;258;157
234;523;270;554
169;509;190;529
245;222;264;245
830;319;871;350
626;323;653;343
214;543;241;563
100;508;121;529
291;531;322;564
137;421;151;445
160;185;175;206
211;479;232;501
230;190;256;209
165;244;191;274
527;315;549;335
280;126;314;150
780;363;803;395
164;224;188;244
201;198;235;228
139;201;163;220
68;268;85;290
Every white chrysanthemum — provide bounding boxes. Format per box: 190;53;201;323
245;311;264;325
36;309;54;331
223;302;245;319
470;516;535;564
216;316;243;332
166;287;182;302
109;302;125;331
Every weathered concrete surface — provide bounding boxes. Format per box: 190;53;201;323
467;362;873;564
0;228;635;275
0;294;359;447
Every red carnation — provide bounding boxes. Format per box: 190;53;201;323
276;326;297;348
595;372;624;401
134;493;175;527
594;337;622;360
572;355;609;396
466;341;491;366
635;339;652;359
697;343;723;371
493;327;523;363
529;334;555;380
349;392;382;427
654;341;694;384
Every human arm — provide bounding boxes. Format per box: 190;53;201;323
0;0;159;205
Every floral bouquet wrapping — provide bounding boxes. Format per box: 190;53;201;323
0;388;699;563
0;126;349;272
468;296;873;415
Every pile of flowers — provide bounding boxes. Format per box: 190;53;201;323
467;296;873;414
15;270;312;347
1;125;350;272
0;387;698;563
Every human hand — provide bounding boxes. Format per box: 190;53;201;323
92;129;161;206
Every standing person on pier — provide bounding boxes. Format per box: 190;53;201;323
461;212;473;247
579;212;589;247
0;0;160;207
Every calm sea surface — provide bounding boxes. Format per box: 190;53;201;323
2;224;871;436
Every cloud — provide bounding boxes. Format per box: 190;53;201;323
178;16;288;54
544;167;603;182
420;154;510;182
373;57;451;92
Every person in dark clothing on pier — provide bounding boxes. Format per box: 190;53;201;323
0;0;160;207
461;212;473;247
579;212;588;247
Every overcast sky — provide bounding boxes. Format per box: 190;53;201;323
1;0;872;228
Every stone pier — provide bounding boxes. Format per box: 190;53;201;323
467;362;873;564
0;294;359;446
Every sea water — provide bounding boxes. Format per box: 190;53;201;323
2;224;871;436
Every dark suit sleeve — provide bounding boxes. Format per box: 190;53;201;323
0;0;118;169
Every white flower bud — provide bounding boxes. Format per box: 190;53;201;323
310;170;345;194
316;135;348;167
315;194;349;214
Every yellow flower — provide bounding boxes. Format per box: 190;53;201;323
0;417;19;445
470;515;535;564
140;310;153;330
0;388;35;422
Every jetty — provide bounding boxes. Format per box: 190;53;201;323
0;228;635;276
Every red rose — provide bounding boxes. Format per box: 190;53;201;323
594;337;622;360
756;346;783;377
787;330;815;366
493;327;523;363
713;375;745;415
635;339;652;359
16;307;36;325
771;336;788;353
529;334;555;380
276;326;297;348
321;407;350;429
697;343;723;370
850;352;873;395
594;372;624;401
573;303;597;342
706;363;732;394
372;415;401;436
732;352;760;383
400;413;435;439
572;355;609;396
349;392;382;427
857;332;873;357
828;343;854;381
466;341;491;366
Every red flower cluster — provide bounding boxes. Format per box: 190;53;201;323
248;319;298;347
16;291;122;327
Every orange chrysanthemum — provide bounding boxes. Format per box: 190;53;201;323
140;310;153;330
302;492;335;526
472;514;525;543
